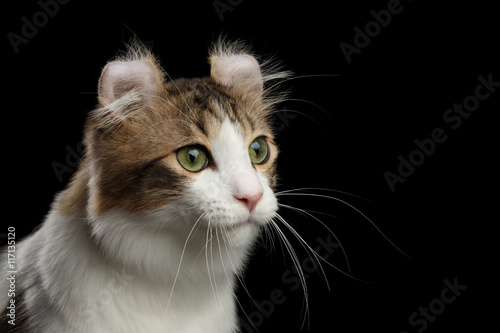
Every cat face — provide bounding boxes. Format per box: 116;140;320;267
76;41;285;246
172;114;279;245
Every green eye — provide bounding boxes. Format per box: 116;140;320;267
249;137;269;164
177;146;209;172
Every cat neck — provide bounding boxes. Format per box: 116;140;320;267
29;203;240;332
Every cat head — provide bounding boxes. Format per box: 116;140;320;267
78;39;289;246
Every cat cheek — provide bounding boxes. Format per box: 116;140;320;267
253;177;279;219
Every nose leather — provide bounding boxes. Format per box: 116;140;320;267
235;192;263;212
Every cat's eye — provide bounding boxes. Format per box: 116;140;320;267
177;146;209;172
249;137;269;164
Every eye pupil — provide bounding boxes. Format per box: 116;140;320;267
188;149;198;163
177;146;208;172
251;142;260;155
249;137;269;164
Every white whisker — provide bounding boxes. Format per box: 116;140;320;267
281;98;331;118
205;220;221;314
217;226;262;333
277;192;410;258
163;212;206;319
278;203;353;276
210;225;225;317
249;73;340;122
275;187;373;203
260;222;277;255
268;219;310;329
266;108;327;133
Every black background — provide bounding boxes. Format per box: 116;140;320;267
3;0;498;332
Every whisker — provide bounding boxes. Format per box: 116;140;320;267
266;108;327;133
278;203;352;276
218;226;264;333
249;73;340;122
268;219;310;329
260;96;338;134
211;225;225;317
215;226;229;281
221;225;255;300
275;213;329;288
274;213;335;330
163;212;206;319
275;187;373;204
277;192;410;259
186;227;212;279
281;98;331;118
260;222;277;256
205;220;221;313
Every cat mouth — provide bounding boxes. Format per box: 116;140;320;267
216;219;253;232
229;220;252;229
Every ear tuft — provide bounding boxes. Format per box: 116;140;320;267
209;38;264;97
208;37;292;100
210;54;263;95
98;60;161;106
90;41;166;133
97;41;165;107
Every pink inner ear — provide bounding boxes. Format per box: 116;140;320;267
98;60;158;106
211;55;263;94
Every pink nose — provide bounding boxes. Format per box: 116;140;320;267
235;192;263;213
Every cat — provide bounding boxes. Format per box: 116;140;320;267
0;38;293;332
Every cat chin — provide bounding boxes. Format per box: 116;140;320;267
188;205;276;247
210;219;261;246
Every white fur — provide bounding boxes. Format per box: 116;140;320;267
1;118;277;332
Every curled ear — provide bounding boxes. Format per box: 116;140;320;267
209;42;263;98
92;43;165;132
98;54;164;107
98;59;163;107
